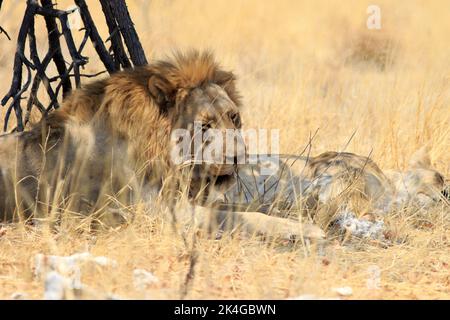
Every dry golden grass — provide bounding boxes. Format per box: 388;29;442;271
0;0;449;299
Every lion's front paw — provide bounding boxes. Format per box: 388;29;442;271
281;220;325;240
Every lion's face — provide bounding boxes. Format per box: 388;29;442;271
170;84;244;177
396;169;446;206
386;147;447;207
145;51;244;178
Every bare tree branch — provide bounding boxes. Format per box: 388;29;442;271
1;1;37;132
99;0;131;69
49;27;90;111
36;5;89;88
109;0;147;66
4;53;34;132
40;0;72;99
1;0;148;132
74;0;116;73
48;70;107;82
28;16;58;107
0;0;7;39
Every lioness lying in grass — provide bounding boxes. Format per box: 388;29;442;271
195;146;448;240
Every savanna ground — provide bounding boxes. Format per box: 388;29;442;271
0;0;449;299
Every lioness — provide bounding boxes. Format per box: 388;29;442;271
199;147;448;238
0;51;323;240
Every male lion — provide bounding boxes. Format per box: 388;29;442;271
0;51;323;240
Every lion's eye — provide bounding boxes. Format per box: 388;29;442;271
202;122;212;131
230;113;241;127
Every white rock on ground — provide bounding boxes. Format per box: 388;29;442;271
332;286;353;296
34;252;118;285
44;271;74;300
133;269;160;291
34;252;119;300
43;270;123;300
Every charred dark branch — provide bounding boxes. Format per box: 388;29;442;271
4;53;34;132
44;11;87;67
1;1;37;132
34;4;89;88
0;26;11;40
28;16;57;107
99;0;131;69
109;0;147;66
1;0;147;132
25;75;46;126
74;0;116;73
48;70;107;82
48;28;90;111
40;0;72;98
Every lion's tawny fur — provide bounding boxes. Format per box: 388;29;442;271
55;50;241;168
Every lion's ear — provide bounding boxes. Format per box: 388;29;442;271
214;70;236;89
214;70;241;107
148;75;176;109
409;145;432;169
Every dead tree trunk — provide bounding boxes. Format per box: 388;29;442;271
107;0;147;66
0;0;148;132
